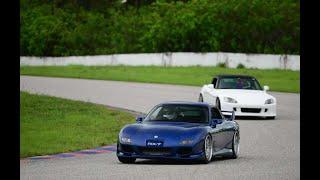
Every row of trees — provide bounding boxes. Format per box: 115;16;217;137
20;0;300;56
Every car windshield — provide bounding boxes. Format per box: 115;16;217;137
217;77;262;90
144;104;209;123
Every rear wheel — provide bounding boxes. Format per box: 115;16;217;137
230;131;240;159
117;156;136;164
201;134;213;164
198;94;203;102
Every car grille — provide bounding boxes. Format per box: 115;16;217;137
138;147;171;155
241;108;261;113
177;147;193;156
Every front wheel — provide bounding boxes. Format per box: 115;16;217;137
266;116;276;120
201;134;213;164
216;98;221;110
117;156;136;164
230;131;240;159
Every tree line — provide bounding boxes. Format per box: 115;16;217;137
20;0;300;56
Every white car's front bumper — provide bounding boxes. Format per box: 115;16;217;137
220;102;276;117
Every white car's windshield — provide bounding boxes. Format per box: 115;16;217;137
217;77;262;90
145;104;209;123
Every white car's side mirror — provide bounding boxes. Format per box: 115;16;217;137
208;84;214;89
263;85;269;91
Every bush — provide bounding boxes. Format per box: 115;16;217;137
237;63;246;69
217;62;227;68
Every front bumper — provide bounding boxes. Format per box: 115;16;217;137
117;143;204;160
220;101;276;117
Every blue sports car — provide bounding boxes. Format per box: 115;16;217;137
117;101;240;164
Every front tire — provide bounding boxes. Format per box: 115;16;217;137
216;98;221;110
230;131;240;159
266;116;276;120
117;156;136;164
201;134;213;164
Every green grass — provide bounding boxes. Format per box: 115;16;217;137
20;91;135;158
20;65;300;93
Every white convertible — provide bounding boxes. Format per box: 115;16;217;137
199;75;276;119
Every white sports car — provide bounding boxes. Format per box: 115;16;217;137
199;75;276;119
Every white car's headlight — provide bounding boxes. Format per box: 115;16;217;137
265;99;275;104
180;139;193;145
120;137;131;144
223;97;238;103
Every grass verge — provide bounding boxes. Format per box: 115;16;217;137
20;65;300;93
20;91;135;158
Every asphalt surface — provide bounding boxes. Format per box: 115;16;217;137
20;76;300;180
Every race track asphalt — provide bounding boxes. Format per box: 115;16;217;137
20;76;300;180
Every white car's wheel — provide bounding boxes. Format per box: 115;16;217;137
266;116;276;120
216;98;221;110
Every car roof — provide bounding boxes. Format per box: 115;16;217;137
158;101;211;108
215;74;255;79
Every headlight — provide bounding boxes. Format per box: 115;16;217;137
223;97;238;103
120;137;131;144
180;139;193;145
265;99;274;104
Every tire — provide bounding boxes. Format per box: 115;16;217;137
198;94;203;102
117;142;136;164
201;134;213;164
230;131;240;159
216;98;221;110
117;156;136;164
266;116;276;120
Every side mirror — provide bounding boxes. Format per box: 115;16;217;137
208;84;214;89
210;120;216;128
136;115;145;123
263;85;269;91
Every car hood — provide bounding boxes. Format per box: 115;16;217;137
214;89;275;105
119;122;208;146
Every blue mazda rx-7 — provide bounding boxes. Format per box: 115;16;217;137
117;101;240;164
